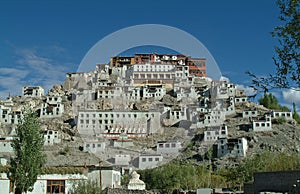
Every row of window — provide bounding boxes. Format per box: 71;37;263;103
244;111;257;115
80;113;155;119
133;73;175;79
158;143;177;148
254;122;271;127
274;112;291;117
86;143;102;148
141;157;160;162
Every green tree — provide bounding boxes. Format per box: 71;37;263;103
247;0;300;91
220;150;300;187
258;93;290;111
9;108;46;194
292;102;300;123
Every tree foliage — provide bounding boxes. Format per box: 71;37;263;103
138;160;225;193
247;0;300;91
292;102;300;123
221;151;300;184
258;93;290;111
9;108;45;194
139;151;300;192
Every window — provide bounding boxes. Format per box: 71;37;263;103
171;143;176;148
142;158;146;162
148;158;153;162
165;144;170;148
155;158;159;161
159;144;163;148
47;180;65;194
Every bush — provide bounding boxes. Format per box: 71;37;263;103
293;112;300;124
272;117;287;124
68;180;102;194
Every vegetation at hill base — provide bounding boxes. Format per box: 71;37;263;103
138;150;300;193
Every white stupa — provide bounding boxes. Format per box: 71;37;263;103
127;171;146;190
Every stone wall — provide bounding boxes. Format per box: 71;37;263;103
244;170;300;194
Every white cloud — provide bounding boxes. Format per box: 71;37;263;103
219;76;230;82
236;84;257;96
282;89;300;104
0;68;29;98
0;46;73;99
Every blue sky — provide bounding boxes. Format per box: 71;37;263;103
0;0;299;111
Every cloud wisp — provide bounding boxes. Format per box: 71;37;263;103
0;47;73;99
282;89;300;104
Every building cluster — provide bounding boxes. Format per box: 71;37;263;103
0;53;296;193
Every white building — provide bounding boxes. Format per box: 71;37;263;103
83;139;106;154
0;173;87;194
77;110;161;138
217;137;248;158
0;105;22;125
44;129;61;145
115;154;131;166
243;110;259;118
22;86;44;98
203;125;228;142
0;166;121;193
141;84;166;100
197;110;226;128
211;81;236;99
40;96;64;118
235;96;248;103
253;115;272;132
272;111;293;121
113;133;134;148
0;136;13;153
156;141;182;154
127;63;176;88
224;97;235;115
163;106;188;126
87;166;121;190
138;154;163;169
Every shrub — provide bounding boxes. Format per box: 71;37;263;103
68;180;102;194
272;117;286;124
